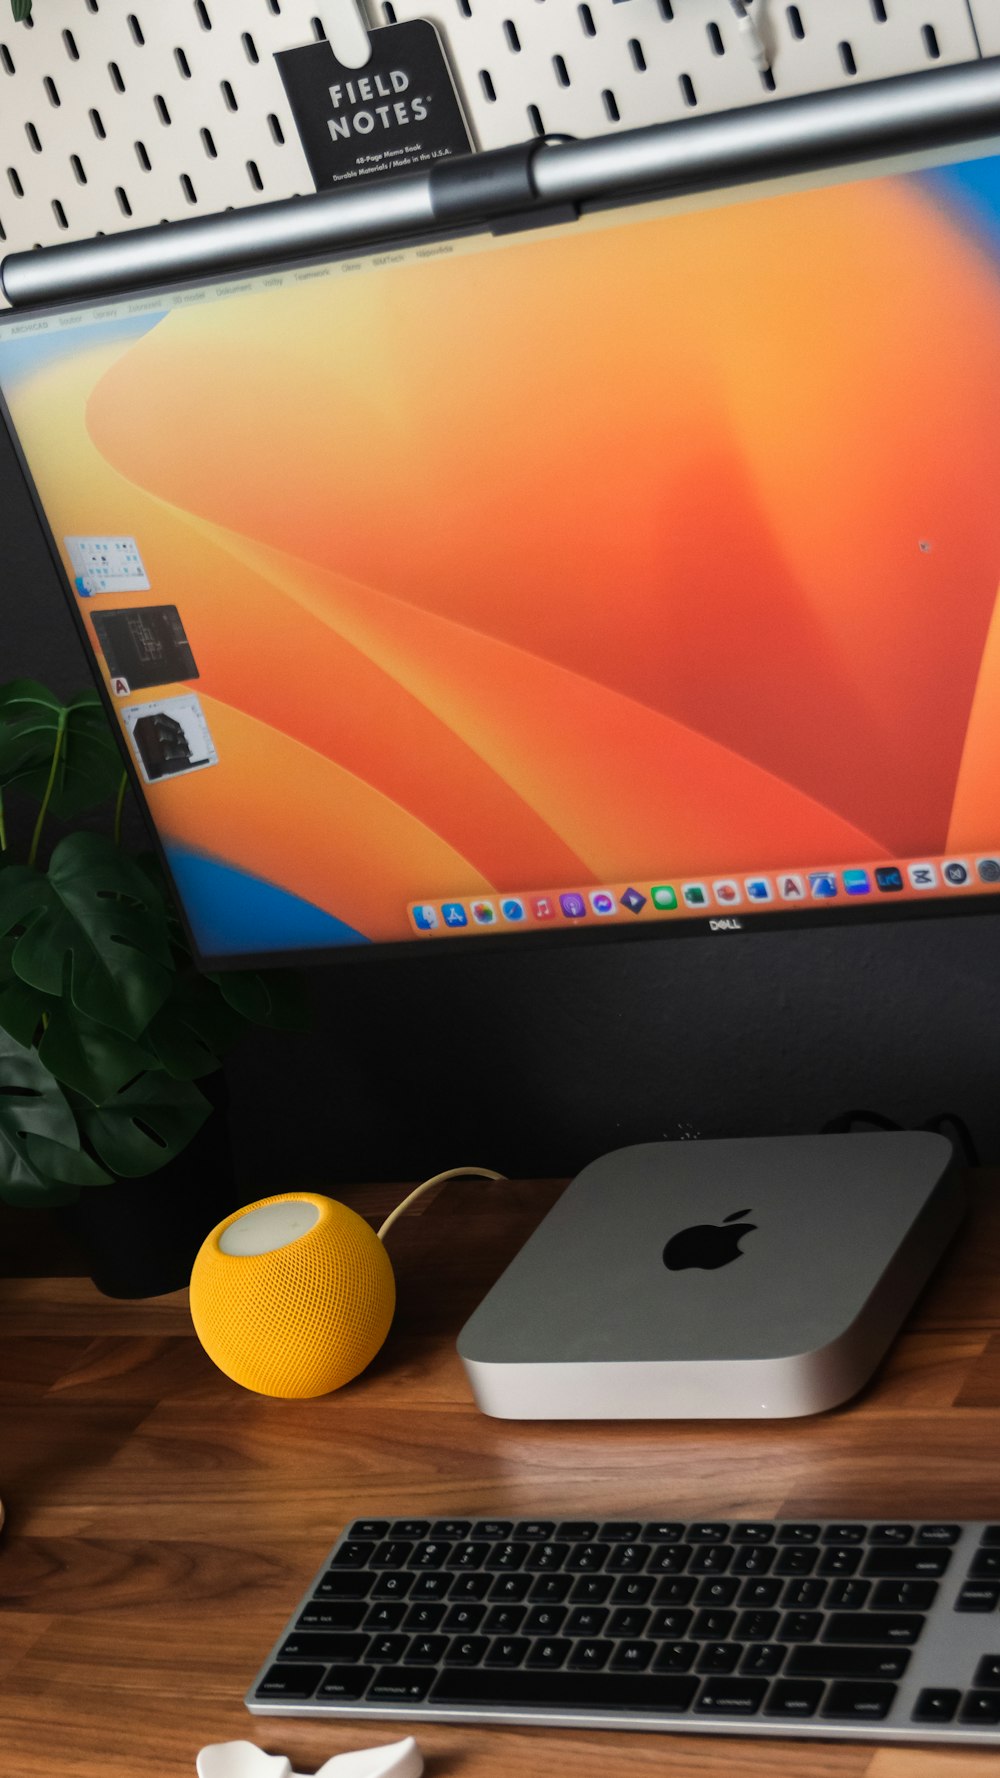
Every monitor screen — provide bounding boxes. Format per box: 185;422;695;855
3;132;1000;966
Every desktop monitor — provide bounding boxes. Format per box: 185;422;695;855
2;96;1000;977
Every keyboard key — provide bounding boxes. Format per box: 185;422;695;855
364;1602;407;1631
611;1640;655;1671
738;1579;781;1608
370;1541;414;1568
960;1690;1000;1724
777;1611;822;1641
277;1633;366;1662
523;1606;565;1635
368;1634;407;1662
430;1668;699;1711
406;1635;448;1664
566;1606;608;1636
980;1527;1000;1546
650;1609;692;1637
870;1579;937;1611
391;1521;430;1539
956;1583;1000;1612
786;1646;910;1680
730;1546;775;1575
410;1542;449;1569
781;1578;826;1610
822;1525;867;1544
483;1605;525;1633
824;1613;924;1644
448;1543;488;1570
349;1521;389;1540
600;1522;643;1542
764;1679;823;1717
775;1547;818;1576
443;1636;488;1666
696;1642;740;1674
652;1642;697;1672
739;1644;786;1677
315;1570;372;1600
527;1638;571;1668
295;1602;366;1631
776;1524;821;1544
695;1678;766;1715
735;1610;779;1641
410;1573;451;1601
975;1656;1000;1687
371;1572;414;1600
689;1524;730;1543
643;1523;686;1543
912;1687;960;1721
484;1543;529;1572
442;1604;485;1632
331;1541;374;1568
694;1578;739;1608
871;1524;914;1544
653;1577;696;1606
818;1548;861;1577
403;1603;446;1632
514;1522;554;1540
529;1575;571;1603
567;1543;609;1572
730;1524;775;1544
689;1546;734;1575
692;1609;735;1639
916;1525;961;1545
648;1545;692;1575
826;1579;870;1610
317;1666;375;1700
971;1550;1000;1579
524;1542;569;1572
485;1637;530;1667
568;1639;613;1670
608;1607;651;1637
822;1680;897;1720
570;1575;612;1604
862;1546;951;1578
611;1576;655;1605
430;1520;470;1540
448;1574;491;1601
255;1664;324;1700
472;1522;513;1540
489;1574;531;1603
367;1668;434;1704
607;1544;650;1573
557;1522;598;1540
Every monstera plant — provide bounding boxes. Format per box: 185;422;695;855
0;679;305;1210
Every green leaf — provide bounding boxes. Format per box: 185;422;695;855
0;937;53;1047
21;1133;111;1201
0;833;174;1037
37;1003;157;1106
10;0;32;25
0;1027;86;1203
0;682;124;819
81;1072;211;1177
210;967;311;1030
145;972;246;1079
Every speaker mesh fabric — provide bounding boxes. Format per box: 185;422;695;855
189;1192;396;1397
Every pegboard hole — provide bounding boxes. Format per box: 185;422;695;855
127;13;145;45
0;218;6;242
578;4;596;38
247;158;264;191
923;23;941;59
242;30;260;63
870;0;888;20
707;21;724;55
108;61;125;93
195;0;212;28
679;71;697;105
154;94;172;125
175;46;192;78
135;139;152;171
760;65;776;90
7;166;24;198
527;103;544;136
268;113;285;144
787;5;805;38
629;37;646;71
70;153;87;184
221;78;238;110
201;126;218;158
658;0;674;18
0;43;14;74
479;68;496;101
457;0;472;15
51;197;68;229
84;0;99;12
25;120;41;153
311;16;327;38
504;19;521;51
181;172;197;203
115;185;133;217
839;40;858;76
553;52;570;86
266;0;281;12
62;27;79;59
602;87;620;121
383;4;397;20
89;106;107;139
44;74;61;106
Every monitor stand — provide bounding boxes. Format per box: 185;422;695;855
457;1131;964;1419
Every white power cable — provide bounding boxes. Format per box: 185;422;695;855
729;0;772;74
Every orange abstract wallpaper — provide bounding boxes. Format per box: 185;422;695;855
3;147;1000;955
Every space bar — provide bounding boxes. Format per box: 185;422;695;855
430;1669;699;1712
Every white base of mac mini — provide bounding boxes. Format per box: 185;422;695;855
458;1133;963;1420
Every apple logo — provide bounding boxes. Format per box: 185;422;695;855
662;1208;757;1271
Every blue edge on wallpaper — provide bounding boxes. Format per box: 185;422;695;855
167;846;369;954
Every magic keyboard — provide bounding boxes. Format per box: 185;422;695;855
247;1516;1000;1746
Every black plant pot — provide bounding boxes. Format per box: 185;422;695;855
60;1078;243;1298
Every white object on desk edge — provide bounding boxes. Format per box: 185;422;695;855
196;1737;423;1778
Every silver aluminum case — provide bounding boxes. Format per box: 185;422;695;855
458;1133;963;1419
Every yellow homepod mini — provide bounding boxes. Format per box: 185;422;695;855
189;1192;396;1398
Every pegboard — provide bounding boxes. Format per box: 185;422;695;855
0;0;990;279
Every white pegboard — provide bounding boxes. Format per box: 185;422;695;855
0;0;988;274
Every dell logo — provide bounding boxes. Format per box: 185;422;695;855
709;917;742;932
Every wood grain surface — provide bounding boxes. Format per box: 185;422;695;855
3;1171;1000;1778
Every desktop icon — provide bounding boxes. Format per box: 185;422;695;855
908;863;938;890
778;874;805;900
533;896;555;919
471;900;496;925
808;872;838;899
411;904;438;931
620;887;647;914
842;869;871;896
682;883;708;908
651;884;678;911
713;880;742;906
943;861;970;887
874;866;904;892
560;892;586;918
744;878;773;902
500;897;526;922
590;890;616;916
977;858;1000;884
441;901;468;928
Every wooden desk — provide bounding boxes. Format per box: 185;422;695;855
3;1173;1000;1778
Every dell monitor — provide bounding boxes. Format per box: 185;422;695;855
3;62;1000;1413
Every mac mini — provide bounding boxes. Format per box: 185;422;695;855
458;1133;963;1419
